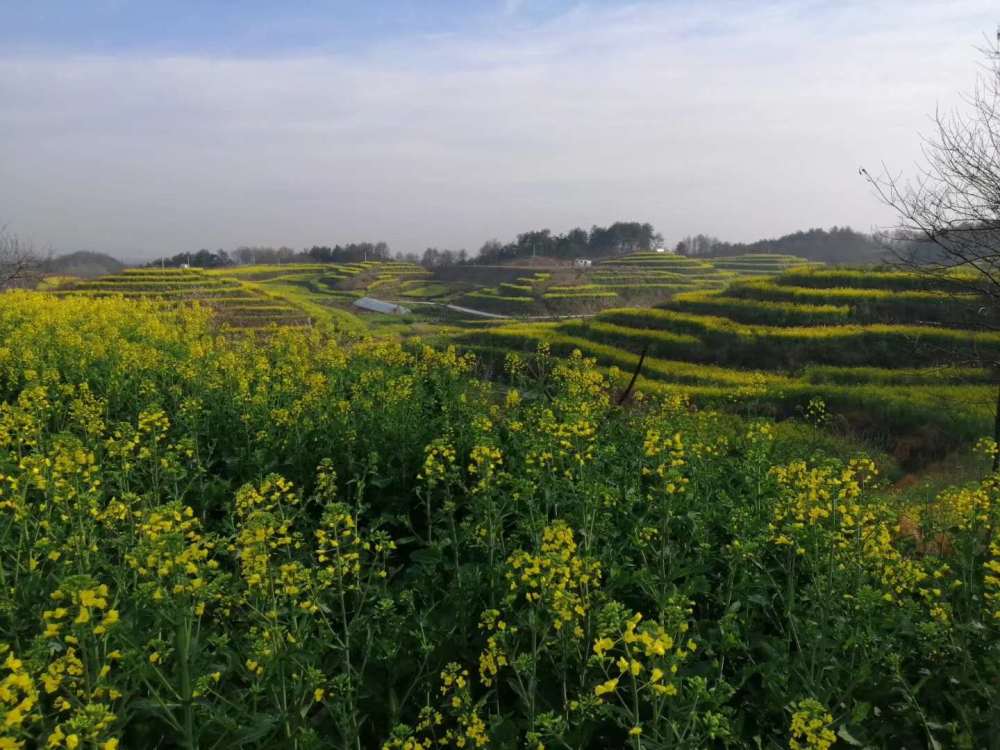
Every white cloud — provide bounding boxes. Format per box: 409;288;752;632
0;0;996;257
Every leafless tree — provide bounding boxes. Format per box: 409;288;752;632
861;38;1000;301
861;36;1000;468
0;226;42;290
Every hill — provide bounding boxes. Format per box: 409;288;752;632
679;226;887;264
453;266;993;465
0;291;997;748
42;250;124;277
448;251;821;316
51;267;313;331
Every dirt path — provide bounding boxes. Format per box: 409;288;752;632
371;296;596;321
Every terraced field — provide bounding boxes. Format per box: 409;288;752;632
453;252;819;316
43;254;836;335
454;267;995;464
50;268;313;330
600;250;817;274
140;253;821;324
45;261;535;336
219;261;428;300
708;252;824;275
459;272;554;314
209;261;433;332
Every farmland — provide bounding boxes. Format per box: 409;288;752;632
48;268;314;331
455;266;995;465
7;3;1000;745
436;252;814;316
48;262;441;335
45;254;826;340
1;256;998;749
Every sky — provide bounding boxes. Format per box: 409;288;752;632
0;1;997;260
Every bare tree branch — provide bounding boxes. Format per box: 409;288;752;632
861;41;1000;350
0;226;42;291
862;38;1000;473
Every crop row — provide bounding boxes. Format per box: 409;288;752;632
542;291;619;300
461;322;990;389
465;289;535;302
55;274;313;331
591;273;700;283
71;280;239;291
53;288;258;300
774;267;976;291
729;278;974;304
457;332;990;454
711;265;815;275
635;379;993;451
600;258;711;269
663;292;851;326
456;325;781;386
572;308;1000;368
800;364;993;385
499;282;534;293
712;257;817;268
725;280;986;326
606;284;712;293
712;253;812;260
212;306;303;318
114;272;215;280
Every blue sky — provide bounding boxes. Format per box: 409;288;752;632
1;1;579;55
0;1;998;258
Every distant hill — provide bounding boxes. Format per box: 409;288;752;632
679;227;888;265
43;251;124;278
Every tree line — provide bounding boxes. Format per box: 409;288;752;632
140;221;662;270
475;222;661;264
146;243;393;269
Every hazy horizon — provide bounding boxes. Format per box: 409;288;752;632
1;0;997;260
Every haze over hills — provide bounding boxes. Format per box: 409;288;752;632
41;250;124;278
3;2;996;256
57;224;884;271
677;226;887;264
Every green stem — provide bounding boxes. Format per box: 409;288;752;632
176;615;197;750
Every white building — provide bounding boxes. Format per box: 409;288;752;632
353;296;411;315
573;258;593;268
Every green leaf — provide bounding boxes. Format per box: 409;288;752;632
836;725;865;746
235;713;281;746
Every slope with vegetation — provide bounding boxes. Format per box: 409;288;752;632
451;252;820;317
678;226;886;264
41;251;124;279
0;291;998;749
455;267;994;464
49;268;313;330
